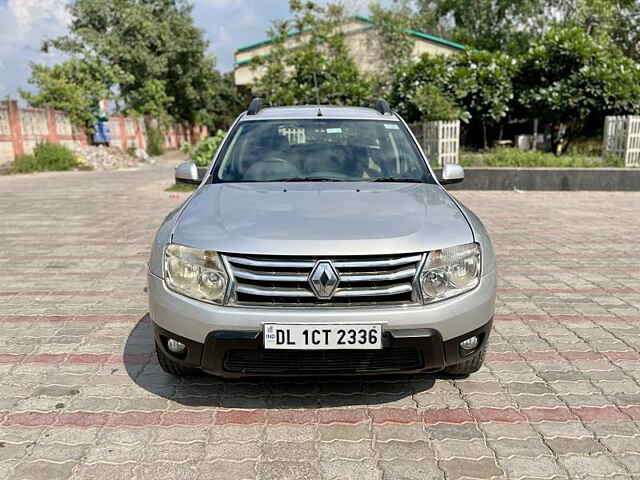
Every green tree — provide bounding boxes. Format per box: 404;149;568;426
20;57;129;128
454;50;517;147
207;72;251;131
368;3;415;66
547;0;640;61
411;85;466;121
389;54;455;122
390;49;516;147
516;26;640;137
253;0;372;106
38;0;231;127
415;0;543;53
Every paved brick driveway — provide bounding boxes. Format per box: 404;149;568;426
1;158;640;479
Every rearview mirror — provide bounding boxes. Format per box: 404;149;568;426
175;162;200;184
440;163;464;185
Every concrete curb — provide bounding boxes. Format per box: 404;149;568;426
437;168;640;191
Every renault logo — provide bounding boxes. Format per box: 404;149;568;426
309;261;339;299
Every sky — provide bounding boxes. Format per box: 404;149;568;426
0;0;383;99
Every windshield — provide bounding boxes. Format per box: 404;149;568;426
212;119;433;183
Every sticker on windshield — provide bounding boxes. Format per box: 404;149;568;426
326;128;342;134
384;123;400;130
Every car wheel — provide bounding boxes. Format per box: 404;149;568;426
444;344;487;376
155;341;199;377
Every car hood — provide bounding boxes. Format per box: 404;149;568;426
172;182;472;256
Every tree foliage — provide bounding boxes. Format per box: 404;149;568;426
408;0;640;60
20;58;128;128
390;50;515;132
368;1;415;93
253;0;372;106
411;85;465;121
515;26;640;131
29;0;241;128
390;54;457;122
414;0;543;54
382;0;640;145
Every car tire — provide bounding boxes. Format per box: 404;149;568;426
444;344;487;376
156;342;199;377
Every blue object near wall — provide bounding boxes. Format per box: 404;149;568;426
94;120;111;144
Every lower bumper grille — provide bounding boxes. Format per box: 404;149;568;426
223;348;423;374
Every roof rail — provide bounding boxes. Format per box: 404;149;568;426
374;99;391;115
247;97;264;115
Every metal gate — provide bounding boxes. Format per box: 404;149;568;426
604;116;640;167
411;120;460;166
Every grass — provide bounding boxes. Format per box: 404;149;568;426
165;183;198;192
8;143;87;174
459;148;627;168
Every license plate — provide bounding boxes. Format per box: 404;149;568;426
263;324;382;350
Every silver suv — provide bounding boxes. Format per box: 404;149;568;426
148;100;496;378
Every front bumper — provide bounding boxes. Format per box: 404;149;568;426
154;319;493;378
148;270;496;343
148;269;496;377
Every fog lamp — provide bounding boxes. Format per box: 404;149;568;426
460;336;479;351
167;338;186;354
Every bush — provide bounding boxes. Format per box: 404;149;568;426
181;130;226;167
10;143;80;173
411;85;466;122
147;127;164;156
567;138;602;157
459;148;626;168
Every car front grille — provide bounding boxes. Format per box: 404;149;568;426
223;348;423;374
223;253;425;307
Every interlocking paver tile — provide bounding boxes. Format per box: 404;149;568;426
619;454;640;474
374;423;425;442
427;423;485;441
546;436;606;455
317;439;374;459
73;462;138;480
1;160;640;479
488;437;551;458
440;457;504;479
500;455;565;478
378;459;443;479
559;453;629;477
318;423;371;441
198;460;258;480
601;435;640;454
258;460;321;480
432;438;494;459
262;440;317;461
265;425;316;442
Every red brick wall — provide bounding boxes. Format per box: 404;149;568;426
0;100;206;164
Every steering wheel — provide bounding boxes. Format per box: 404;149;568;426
266;157;294;167
243;156;300;181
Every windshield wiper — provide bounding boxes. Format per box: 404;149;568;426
273;177;342;182
370;177;424;183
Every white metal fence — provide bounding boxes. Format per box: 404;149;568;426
411;120;460;166
604;116;640;167
278;126;306;145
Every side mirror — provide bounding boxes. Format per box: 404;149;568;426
440;163;464;185
175;162;200;184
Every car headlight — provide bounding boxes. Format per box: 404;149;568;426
420;243;481;303
164;244;228;304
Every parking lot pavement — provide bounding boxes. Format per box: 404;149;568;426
1;162;640;480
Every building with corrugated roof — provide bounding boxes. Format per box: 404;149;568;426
234;15;464;86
